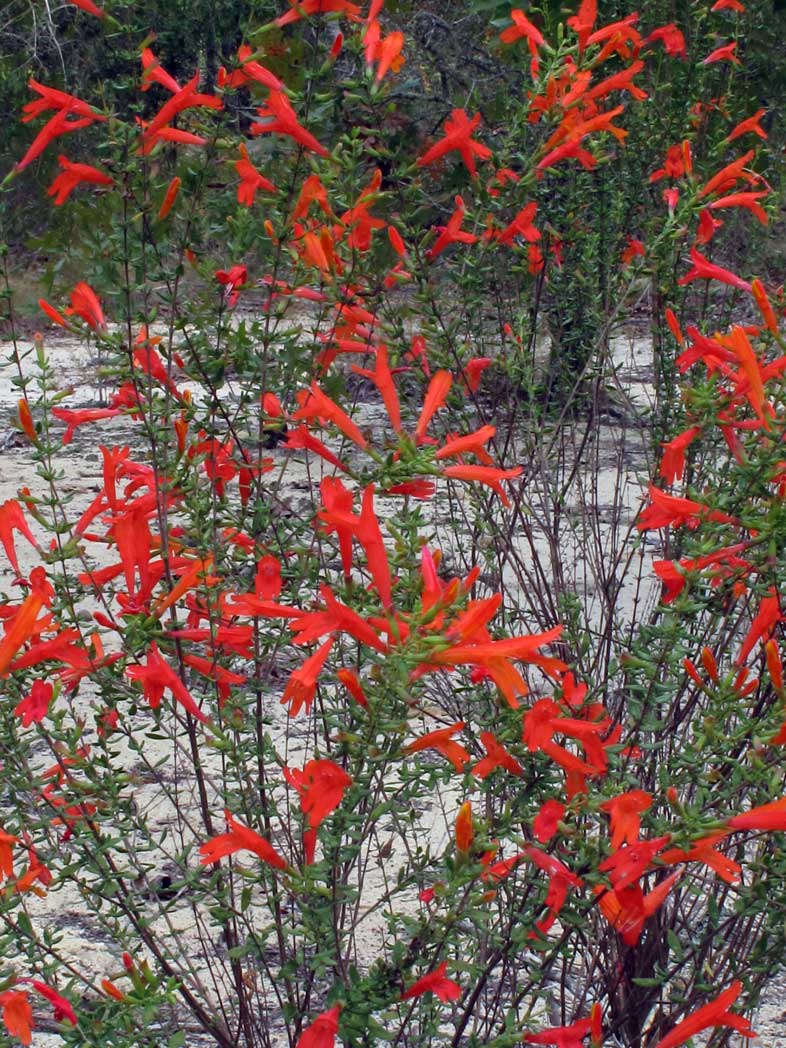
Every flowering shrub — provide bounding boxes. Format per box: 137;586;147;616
0;0;784;1046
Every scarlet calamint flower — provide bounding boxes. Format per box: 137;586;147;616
142;71;222;143
524;1009;602;1048
284;759;352;862
0;990;33;1046
250;91;330;157
726;108;768;143
401;961;461;1002
426;196;478;260
455;800;474;853
654;980;755;1048
140;47;180;93
404;722;470;773
599;790;652;850
0;828;18;879
0;498;38;577
65;281;106;330
726;796;786;832
532;799;565;843
281;635;335;716
199;810;287;869
47;155;112;205
219;44;286;91
125;643;209;723
416;109;492;178
29;982;77;1026
296;1006;341;1048
472;731;523;778
236;144;277;205
14;679;53;727
157;176;181;219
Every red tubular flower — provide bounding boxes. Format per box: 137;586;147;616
566;0;596;52
0;568;53;677
472;731;523;778
455;800;474;854
500;9;545;48
404;722;470;773
736;587;781;665
296;1006;341;1048
524;845;583;936
697;150;755;200
276;0;360;25
220;44;286;91
645;24;687;59
600;790;652;849
199;810;287;869
22;79;104;124
66;281;106;330
141;48;180;93
703;40;739;64
368;28;405;81
659;426;701;484
597;869;681;945
236;144;277;205
285;425;349;473
250;91;329;157
281;636;335;716
751;278;779;333
537;141;597;175
414;370;452;442
621;236;645;265
139;125;207;154
68;0;106;17
215;264;248;307
157;176;181;219
462;357;492;392
14;680;53;727
726;796;786;832
50;407;122;445
523;1015;595;1047
47;155;113;205
336;667;368;707
0;828;18;879
766;638;783;690
401;961;461;1002
660;832;741;885
0;990;34;1046
351;345;402;432
637;483;735;531
285;759;352;863
417;109;492;178
293;382;368;449
442;464;523;507
30;982;76;1026
533;799;565;843
284;760;352;832
15;844;53;894
125;643;209;723
17;399;36;442
0;498;38;577
678;246;752;293
143;72;222;142
17;108;96;172
726;108;767;143
427;196;478;260
654;981;755;1048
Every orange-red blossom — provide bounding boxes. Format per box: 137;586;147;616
199;811;288;869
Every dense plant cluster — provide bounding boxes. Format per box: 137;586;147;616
0;0;785;1046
